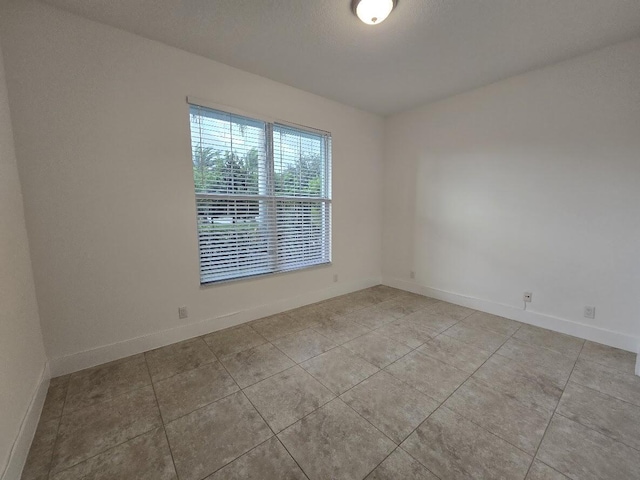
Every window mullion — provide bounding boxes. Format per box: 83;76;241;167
265;123;278;272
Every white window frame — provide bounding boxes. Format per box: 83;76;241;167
187;97;332;285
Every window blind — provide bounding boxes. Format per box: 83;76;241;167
189;104;331;284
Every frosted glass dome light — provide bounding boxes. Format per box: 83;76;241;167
352;0;397;25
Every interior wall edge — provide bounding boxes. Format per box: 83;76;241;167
49;276;381;377
383;276;640;354
0;361;49;480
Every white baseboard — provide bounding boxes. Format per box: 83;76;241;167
384;277;640;354
49;277;381;376
1;362;50;480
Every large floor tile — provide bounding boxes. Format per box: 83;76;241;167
472;355;562;413
341;371;438;443
51;428;176;480
321;294;370;316
220;343;295;388
496;338;576;389
401;407;532;480
537;414;640;480
203;325;267;357
205;437;306;480
444;378;552;454
366;285;404;303
365;448;438;480
461;311;521;336
278;399;395;480
145;337;216;382
251;313;311;341
417;335;492;373
385;350;469;402
513;325;584;359
244;366;335;433
311;317;371;345
165;391;272;480
285;304;333;326
393;293;440;312
271;328;336;363
421;301;475;321
400;310;459;334
343;305;398;329
556;382;640;450
300;346;379;395
374;317;438;349
51;385;161;474
342;332;412;368
21;418;59;480
570;358;640;406
375;297;423;319
63;354;151;413
525;461;570;480
337;289;383;310
154;361;239;422
579;341;637;375
442;323;510;352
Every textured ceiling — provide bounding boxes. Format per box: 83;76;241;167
39;0;640;115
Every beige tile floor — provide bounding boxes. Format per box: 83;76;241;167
22;286;640;480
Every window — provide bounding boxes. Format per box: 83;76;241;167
189;102;331;284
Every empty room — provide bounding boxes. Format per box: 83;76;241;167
1;0;640;479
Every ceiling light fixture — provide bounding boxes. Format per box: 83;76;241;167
352;0;397;25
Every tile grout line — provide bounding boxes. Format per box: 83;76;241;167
236;378;314;479
330;339;450;478
273;434;313;480
387;323;527;478
143;353;181;480
553;411;640;453
238;390;312;478
361;444;444;480
273;333;445;470
356;309;484;480
160;389;242;426
199;333;315;479
563;376;640;410
46;427;173;479
144;337;219;385
167;337;263;480
45;351;162;478
522;340;586;479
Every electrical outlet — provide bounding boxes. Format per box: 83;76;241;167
410;271;415;279
523;292;532;303
178;306;188;319
333;274;338;283
584;306;595;319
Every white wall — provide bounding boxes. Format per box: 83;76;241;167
0;1;384;374
0;35;49;479
383;38;640;351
